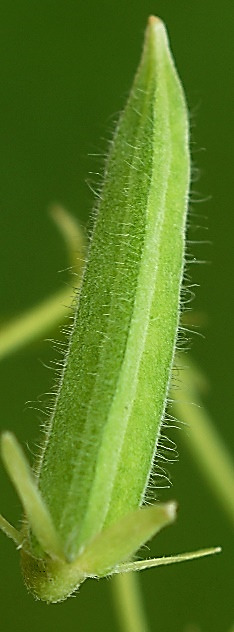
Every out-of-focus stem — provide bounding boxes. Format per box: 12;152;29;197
0;286;74;360
0;206;85;360
172;357;234;526
111;572;150;632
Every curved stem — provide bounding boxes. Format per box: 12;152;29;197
0;206;85;360
111;572;150;632
172;357;234;526
0;286;73;360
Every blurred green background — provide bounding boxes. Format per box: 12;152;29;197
0;1;233;631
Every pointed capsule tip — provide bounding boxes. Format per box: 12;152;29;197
146;16;167;43
148;15;164;29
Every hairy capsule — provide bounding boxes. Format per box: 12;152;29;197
0;16;206;603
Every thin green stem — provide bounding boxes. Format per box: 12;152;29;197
0;206;85;360
172;357;234;526
111;572;150;632
49;203;85;270
0;286;73;360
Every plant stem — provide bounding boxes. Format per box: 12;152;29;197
172;357;234;525
111;572;150;632
0;205;84;360
0;286;73;360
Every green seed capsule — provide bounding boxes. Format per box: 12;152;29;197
1;16;195;602
38;15;190;551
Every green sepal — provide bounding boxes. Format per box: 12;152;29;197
1;432;65;561
0;514;23;547
114;546;222;574
78;501;176;577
